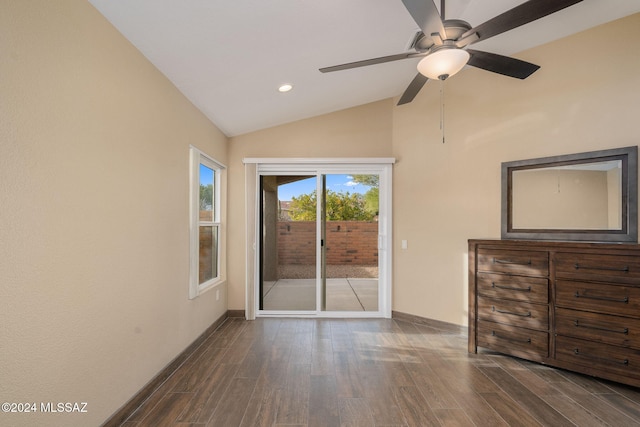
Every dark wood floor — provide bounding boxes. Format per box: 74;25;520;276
117;317;640;426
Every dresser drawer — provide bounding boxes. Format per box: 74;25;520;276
556;308;640;349
477;248;548;277
555;253;640;285
556;280;640;318
478;296;548;331
555;336;640;379
477;273;548;304
477;320;548;358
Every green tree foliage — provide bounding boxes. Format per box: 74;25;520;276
350;174;378;187
289;190;375;221
289;192;316;221
326;191;374;221
350;174;379;216
200;184;213;211
363;187;379;216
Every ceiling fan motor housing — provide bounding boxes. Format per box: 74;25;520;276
412;19;472;52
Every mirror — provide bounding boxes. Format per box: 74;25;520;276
501;146;638;242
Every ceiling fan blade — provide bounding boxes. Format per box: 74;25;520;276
397;73;429;105
467;49;540;79
401;0;445;39
319;52;420;73
461;0;583;44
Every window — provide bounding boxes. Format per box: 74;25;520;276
190;147;225;299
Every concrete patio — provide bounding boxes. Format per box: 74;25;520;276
262;278;378;311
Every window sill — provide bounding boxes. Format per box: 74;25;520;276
191;277;226;299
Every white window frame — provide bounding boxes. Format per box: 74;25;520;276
189;146;226;299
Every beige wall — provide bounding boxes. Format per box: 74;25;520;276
0;1;228;425
393;13;640;325
226;14;640;327
512;169;610;229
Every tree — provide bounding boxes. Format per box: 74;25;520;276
289;190;375;221
200;184;213;211
350;174;379;216
288;192;317;221
325;191;374;221
363;187;379;216
350;174;378;187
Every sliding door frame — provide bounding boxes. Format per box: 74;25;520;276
244;158;395;319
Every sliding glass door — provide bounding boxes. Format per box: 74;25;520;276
260;175;317;312
255;161;392;317
321;173;379;312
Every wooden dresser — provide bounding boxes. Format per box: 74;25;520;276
469;239;640;387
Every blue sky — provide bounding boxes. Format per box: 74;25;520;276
278;174;372;201
200;163;214;187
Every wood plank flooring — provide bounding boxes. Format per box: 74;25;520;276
117;317;640;426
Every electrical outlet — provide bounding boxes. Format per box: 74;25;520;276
216;289;220;301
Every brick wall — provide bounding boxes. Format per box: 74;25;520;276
277;221;378;266
199;226;217;282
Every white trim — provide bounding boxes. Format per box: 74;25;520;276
243;157;395;165
256;311;387;318
244;163;256;319
248;159;393;318
189;146;226;299
380;164;393;317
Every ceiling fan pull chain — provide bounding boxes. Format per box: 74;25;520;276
440;79;445;144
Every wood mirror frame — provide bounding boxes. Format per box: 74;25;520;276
501;146;638;242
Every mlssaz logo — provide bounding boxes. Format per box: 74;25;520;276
40;402;88;413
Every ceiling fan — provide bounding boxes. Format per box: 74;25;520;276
320;0;584;105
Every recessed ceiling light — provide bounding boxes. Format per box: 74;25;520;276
278;84;293;93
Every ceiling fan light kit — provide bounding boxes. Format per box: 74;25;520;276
319;0;584;105
417;46;469;80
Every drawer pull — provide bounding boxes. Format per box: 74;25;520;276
574;263;629;273
493;258;531;266
492;282;532;292
574;291;629;303
573;320;629;335
492;331;531;344
573;348;629;366
492;306;532;317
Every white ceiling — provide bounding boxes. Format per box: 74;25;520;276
88;1;640;137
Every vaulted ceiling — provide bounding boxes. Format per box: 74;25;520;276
88;1;640;136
